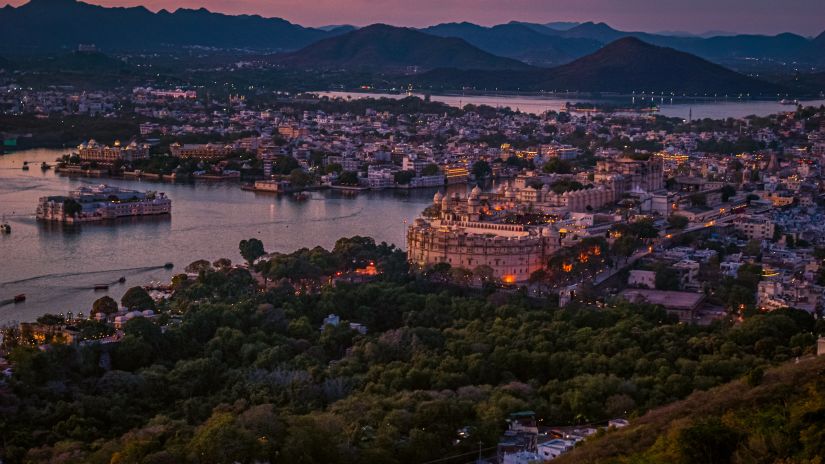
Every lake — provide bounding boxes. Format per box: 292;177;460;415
0;149;437;324
318;91;825;120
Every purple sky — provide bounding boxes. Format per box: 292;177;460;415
7;0;825;36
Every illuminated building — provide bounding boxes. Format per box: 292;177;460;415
37;185;171;223
170;142;234;160
77;139;150;163
407;188;562;282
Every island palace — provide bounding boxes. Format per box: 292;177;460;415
36;185;171;223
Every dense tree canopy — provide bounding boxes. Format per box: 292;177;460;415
0;238;820;464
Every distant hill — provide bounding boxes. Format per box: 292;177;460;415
39;51;131;72
276;24;532;72
0;0;343;52
555;355;825;464
414;37;782;95
543;21;581;31
427;20;825;69
815;30;825;47
549;22;824;67
534;37;781;94
422;22;601;66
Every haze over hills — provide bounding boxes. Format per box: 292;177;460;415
274;24;532;72
0;0;343;52
1;0;823;72
414;37;781;95
421;22;601;66
427;20;825;69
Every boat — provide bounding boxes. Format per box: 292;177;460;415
293;192;309;200
41;162;51;170
1;216;9;234
118;276;126;283
163;262;174;269
779;99;799;105
13;294;26;303
94;284;109;291
21;165;29;171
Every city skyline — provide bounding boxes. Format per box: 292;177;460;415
5;0;825;36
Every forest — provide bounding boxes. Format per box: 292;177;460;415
0;236;821;464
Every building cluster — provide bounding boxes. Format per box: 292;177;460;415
493;411;629;464
408;157;663;283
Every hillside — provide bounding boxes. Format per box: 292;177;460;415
535;37;781;94
0;0;341;52
421;22;601;66
414;37;782;95
276;24;532;71
556;355;825;464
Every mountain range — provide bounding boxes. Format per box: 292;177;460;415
273;24;531;71
1;0;824;71
421;22;602;67
0;0;344;52
427;21;825;67
411;37;780;95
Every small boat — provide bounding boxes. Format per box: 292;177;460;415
1;216;9;234
13;294;26;303
41;162;51;170
293;192;309;200
163;262;174;269
94;284;109;291
118;276;126;283
21;165;29;171
779;99;799;105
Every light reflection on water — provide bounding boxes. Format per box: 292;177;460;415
0;148;439;323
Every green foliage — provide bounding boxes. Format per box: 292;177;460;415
92;296;119;315
543;157;572;174
471;160;491;179
421;163;440;176
393;170;415;185
337;171;360;186
121;286;155;311
1;238;819;464
667;214;689;229
289;168;313;188
63;199;82;216
239;238;266;267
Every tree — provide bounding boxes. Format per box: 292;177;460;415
689;193;707;207
325;163;343;174
212;258;232;269
121;286;155;311
543;157;572;174
471;160;492;179
63;199;82;217
720;184;736;202
338;171;360;186
422;163;440;176
92;296;119;315
185;259;212;274
667;214;689;229
394;170;415;185
239;238;266;267
289;168;313;187
187;412;259;464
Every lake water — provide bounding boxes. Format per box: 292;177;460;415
318;91;825;121
0;149;437;324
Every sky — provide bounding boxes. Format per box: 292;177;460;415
6;0;825;36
